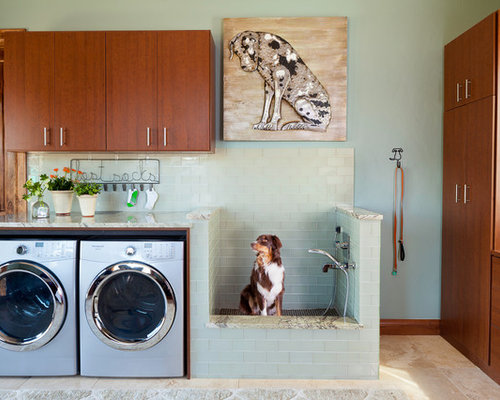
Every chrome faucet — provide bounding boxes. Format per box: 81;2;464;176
307;249;343;268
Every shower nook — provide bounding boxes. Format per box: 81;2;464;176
189;206;382;379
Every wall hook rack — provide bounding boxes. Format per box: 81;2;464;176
70;158;160;192
389;148;403;168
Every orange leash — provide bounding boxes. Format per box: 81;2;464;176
393;165;405;275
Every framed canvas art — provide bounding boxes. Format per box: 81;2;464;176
223;17;347;141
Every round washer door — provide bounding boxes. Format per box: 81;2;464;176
86;261;176;351
0;261;67;351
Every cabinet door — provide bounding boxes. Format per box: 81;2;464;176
4;32;55;151
462;13;496;106
444;12;496;111
444;36;465;111
106;31;157;151
441;107;466;342
158;31;213;151
462;96;495;364
54;32;105;151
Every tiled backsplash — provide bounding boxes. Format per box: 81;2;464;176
28;147;354;310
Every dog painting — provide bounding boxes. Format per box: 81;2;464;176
240;234;285;316
229;31;331;132
224;17;346;141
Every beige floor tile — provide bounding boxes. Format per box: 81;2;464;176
20;376;98;390
441;367;500;400
93;377;238;390
381;335;473;369
0;378;29;390
380;366;469;400
237;378;387;390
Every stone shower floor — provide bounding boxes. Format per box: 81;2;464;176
217;308;339;316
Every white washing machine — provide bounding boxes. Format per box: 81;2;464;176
0;240;77;376
79;240;184;377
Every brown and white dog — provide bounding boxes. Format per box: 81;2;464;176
240;234;285;316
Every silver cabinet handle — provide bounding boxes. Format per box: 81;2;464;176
464;184;470;204
465;79;471;99
163;127;167;147
60;127;64;147
455;184;461;203
147;127;151;147
456;83;462;102
43;127;48;146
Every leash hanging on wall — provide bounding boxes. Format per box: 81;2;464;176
390;148;405;275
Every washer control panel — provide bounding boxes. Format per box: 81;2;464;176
143;242;176;260
81;241;183;262
0;240;77;261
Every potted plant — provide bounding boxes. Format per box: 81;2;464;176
74;182;102;217
23;174;50;218
48;167;76;215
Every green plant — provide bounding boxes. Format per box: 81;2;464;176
47;167;75;191
74;182;102;196
23;174;49;201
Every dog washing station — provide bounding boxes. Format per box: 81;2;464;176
191;205;382;379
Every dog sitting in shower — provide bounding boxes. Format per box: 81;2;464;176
240;234;285;316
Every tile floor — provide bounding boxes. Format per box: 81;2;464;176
0;336;499;399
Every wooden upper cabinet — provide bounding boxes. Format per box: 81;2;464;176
54;32;105;151
106;31;157;151
444;13;496;111
4;30;214;152
4;31;106;151
4;32;55;151
158;31;214;151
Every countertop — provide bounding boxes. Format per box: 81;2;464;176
0;208;217;229
336;205;383;220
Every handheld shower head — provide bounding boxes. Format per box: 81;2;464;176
308;249;343;267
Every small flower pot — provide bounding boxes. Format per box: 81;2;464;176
50;190;74;215
78;194;98;217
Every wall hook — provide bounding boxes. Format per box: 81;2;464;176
389;148;403;168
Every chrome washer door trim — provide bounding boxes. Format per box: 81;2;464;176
85;261;176;351
0;261;67;352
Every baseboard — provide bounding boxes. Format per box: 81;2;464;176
380;319;440;335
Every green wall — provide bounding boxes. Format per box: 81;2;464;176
1;0;499;318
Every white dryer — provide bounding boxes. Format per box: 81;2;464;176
0;240;77;376
79;240;184;377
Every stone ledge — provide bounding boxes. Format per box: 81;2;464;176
207;315;362;330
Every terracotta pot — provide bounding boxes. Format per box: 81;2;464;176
77;194;98;217
50;190;74;215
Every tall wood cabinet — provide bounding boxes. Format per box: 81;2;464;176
442;10;500;384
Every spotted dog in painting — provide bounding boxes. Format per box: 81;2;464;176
229;31;331;132
240;234;285;316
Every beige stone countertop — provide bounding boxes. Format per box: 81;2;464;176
0;208;218;229
336;205;383;220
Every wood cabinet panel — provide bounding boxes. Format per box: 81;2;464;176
462;97;495;364
106;31;157;151
4;32;54;151
441;107;466;343
491;325;500;369
444;13;496;111
158;31;213;151
464;13;496;105
54;32;105;151
444;36;465;111
492;257;500;329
